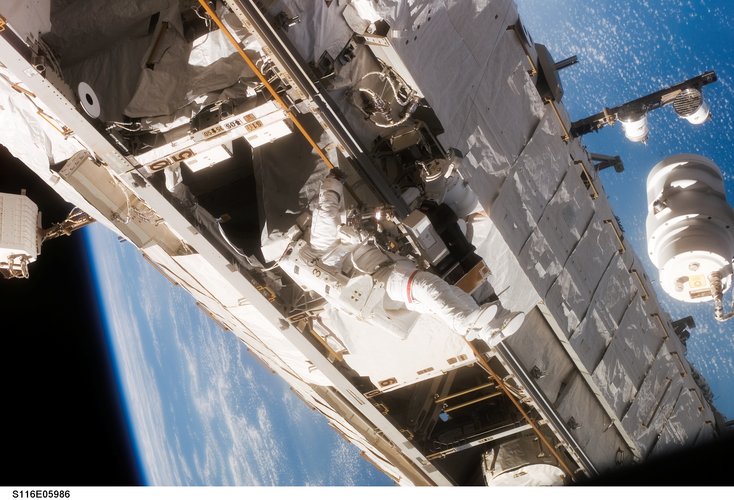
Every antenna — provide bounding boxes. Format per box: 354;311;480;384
571;71;717;142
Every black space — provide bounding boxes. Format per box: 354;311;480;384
0;147;141;486
581;430;734;486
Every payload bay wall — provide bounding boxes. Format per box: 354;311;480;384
321;0;719;468
0;0;720;485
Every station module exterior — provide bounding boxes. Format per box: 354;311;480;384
0;192;39;278
0;0;721;485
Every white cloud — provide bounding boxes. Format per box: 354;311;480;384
86;216;389;487
87;226;183;485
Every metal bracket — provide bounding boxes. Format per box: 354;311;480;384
310;50;335;82
630;269;649;301
275;11;300;31
374;402;390;415
363;388;381;399
337;41;356;65
603;219;625;254
544;97;571;142
574;160;599;200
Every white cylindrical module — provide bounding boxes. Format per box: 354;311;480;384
620;113;649;143
646;154;734;302
0;192;40;266
682;100;710;125
673;88;711;125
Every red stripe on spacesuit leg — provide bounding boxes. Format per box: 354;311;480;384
406;270;420;304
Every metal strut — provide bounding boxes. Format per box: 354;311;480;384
464;339;579;481
41;208;94;242
570;71;717;137
0;254;30;279
708;271;734;322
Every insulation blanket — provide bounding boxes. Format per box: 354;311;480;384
649;385;701;457
43;1;258;123
0;66;83;170
592;295;663;418
569;253;636;371
44;0;180;65
2;0;52;42
621;347;685;456
554;371;630;469
123;14;258;119
503;309;574;403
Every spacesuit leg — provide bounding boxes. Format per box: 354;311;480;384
467;308;526;347
384;262;524;345
385;263;492;331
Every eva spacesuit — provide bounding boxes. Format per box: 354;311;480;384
307;173;524;347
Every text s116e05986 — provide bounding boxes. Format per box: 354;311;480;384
12;491;70;498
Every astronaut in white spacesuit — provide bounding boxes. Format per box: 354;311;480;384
307;172;525;347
